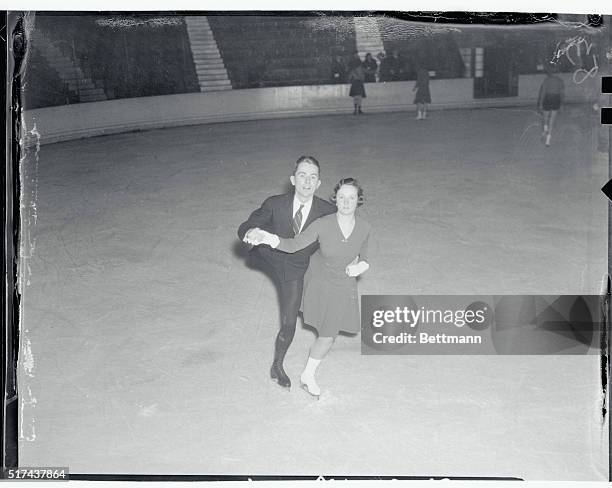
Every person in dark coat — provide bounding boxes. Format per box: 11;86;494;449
537;67;565;146
348;64;366;115
413;64;431;120
387;50;402;81
347;52;363;71
363;53;378;83
331;54;346;84
238;156;336;389
378;52;390;82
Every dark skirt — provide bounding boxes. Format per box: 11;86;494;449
301;255;360;336
542;94;561;111
349;80;366;98
414;87;431;104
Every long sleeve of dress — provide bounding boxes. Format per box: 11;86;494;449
276;218;322;253
358;232;370;262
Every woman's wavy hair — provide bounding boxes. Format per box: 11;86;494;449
330;177;365;207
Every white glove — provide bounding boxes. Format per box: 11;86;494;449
346;260;369;277
244;228;279;248
259;230;280;248
243;228;262;245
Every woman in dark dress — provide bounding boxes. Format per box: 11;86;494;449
537;68;565;146
413;65;431;120
248;178;371;398
348;64;367;115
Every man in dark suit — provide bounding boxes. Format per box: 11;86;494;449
238;156;337;389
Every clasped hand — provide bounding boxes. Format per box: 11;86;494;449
244;228;276;246
244;230;368;277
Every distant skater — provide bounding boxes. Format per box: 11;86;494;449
348;63;367;115
413;64;431;120
246;178;371;398
537;69;565;146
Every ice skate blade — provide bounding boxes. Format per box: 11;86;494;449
300;382;320;400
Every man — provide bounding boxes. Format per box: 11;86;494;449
238;156;336;389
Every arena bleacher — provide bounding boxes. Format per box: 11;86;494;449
208;15;356;88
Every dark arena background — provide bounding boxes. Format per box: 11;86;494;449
5;11;612;480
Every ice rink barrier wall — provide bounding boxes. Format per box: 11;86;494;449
22;73;597;146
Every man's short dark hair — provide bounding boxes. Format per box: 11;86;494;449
293;155;321;175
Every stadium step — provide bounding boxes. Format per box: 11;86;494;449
354;16;385;60
192;52;223;60
191;46;220;54
195;68;228;76
200;79;232;86
29;33;107;103
193;61;226;69
190;41;220;49
195;71;230;81
189;34;216;41
200;85;232;92
184;15;233;91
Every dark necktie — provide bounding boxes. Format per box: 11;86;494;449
293;204;304;235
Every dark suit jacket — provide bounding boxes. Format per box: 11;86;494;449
238;192;337;282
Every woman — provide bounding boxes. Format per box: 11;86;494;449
348;63;367;115
413;64;431;120
537;68;565;146
247;178;371;398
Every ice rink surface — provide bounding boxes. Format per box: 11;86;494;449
17;105;609;479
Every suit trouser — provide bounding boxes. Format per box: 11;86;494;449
249;252;305;364
274;277;304;364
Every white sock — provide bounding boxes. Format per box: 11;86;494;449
301;357;321;379
301;357;321;395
